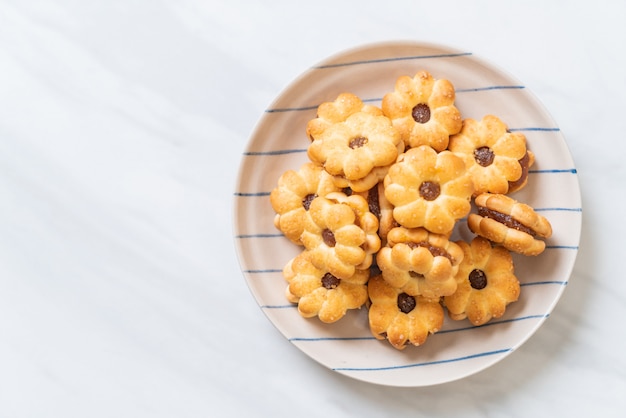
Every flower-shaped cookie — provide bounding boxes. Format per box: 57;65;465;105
447;115;534;196
300;192;381;280
282;251;369;323
383;145;473;235
306;92;383;141
307;100;403;192
443;236;520;326
368;274;444;350
376;226;464;299
270;162;343;244
382;70;462;151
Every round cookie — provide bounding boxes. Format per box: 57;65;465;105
300;192;381;280
283;251;369;323
443;236;520;326
382;70;462;151
468;193;553;256
383;145;474;236
447;115;534;196
367;274;444;350
270;162;343;244
307;93;403;193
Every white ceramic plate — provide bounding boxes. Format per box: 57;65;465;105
233;41;581;387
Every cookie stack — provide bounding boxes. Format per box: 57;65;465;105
269;70;552;350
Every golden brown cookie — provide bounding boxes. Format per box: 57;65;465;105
383;145;474;236
447;115;534;196
376;226;464;299
443;237;520;326
307;94;403;193
300;192;381;280
283;251;369;323
270;162;343;244
382;70;462;151
468;193;552;256
367;274;444;350
306;92;384;141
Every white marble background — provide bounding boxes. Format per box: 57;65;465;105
0;0;624;416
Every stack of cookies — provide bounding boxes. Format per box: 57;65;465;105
269;70;552;350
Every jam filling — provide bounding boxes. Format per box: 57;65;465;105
302;193;316;210
412;103;431;123
397;292;417;313
409;271;425;279
469;269;487;289
321;273;340;289
349;136;368;149
419;181;440;201
367;185;381;219
508;152;530;191
322;228;336;247
474;146;495;167
408;241;453;261
477;206;536;236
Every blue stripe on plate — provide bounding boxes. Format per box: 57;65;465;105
509;127;561;132
546;245;579;250
260;304;296;309
522;280;568;286
529;168;577;174
244;269;283;274
234;192;271;197
285;314;548;342
456;85;525;93
312;52;473;69
235;233;284;239
332;348;513;371
535;207;582;212
244;149;307;155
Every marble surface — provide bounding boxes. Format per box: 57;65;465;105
0;1;624;416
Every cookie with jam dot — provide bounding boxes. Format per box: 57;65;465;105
382;70;462;152
367;274;444;350
270;162;343;245
283;251;369;323
383;145;474;236
306;93;403;193
468;192;552;256
447;115;534;196
376;226;464;299
443;237;520;326
300;192;381;280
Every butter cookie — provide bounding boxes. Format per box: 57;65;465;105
270;162;342;244
300;192;381;279
468;193;552;256
368;274;444;350
382;70;462;151
444;237;520;326
283;251;369;323
307;93;403;192
376;226;464;299
383;145;473;236
448;115;534;196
